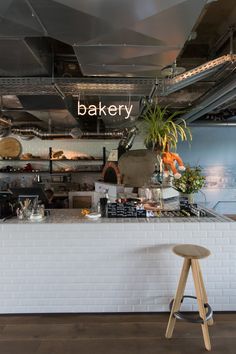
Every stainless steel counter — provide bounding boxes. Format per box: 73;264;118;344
1;207;231;224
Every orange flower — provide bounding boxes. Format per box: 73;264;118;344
81;209;90;216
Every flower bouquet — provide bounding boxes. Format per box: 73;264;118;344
173;165;206;194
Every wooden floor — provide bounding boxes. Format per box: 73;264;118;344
0;313;235;354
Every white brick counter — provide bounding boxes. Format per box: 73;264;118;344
0;210;235;313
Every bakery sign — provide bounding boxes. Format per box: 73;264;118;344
78;101;133;119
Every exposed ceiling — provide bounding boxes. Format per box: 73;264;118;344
0;0;236;137
0;0;208;77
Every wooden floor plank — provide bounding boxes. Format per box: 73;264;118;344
0;313;167;324
0;321;235;340
38;338;236;354
0;313;235;354
0;338;235;354
0;338;236;354
0;312;235;324
0;341;40;354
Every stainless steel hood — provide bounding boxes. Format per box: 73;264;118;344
0;0;208;77
72;0;208;77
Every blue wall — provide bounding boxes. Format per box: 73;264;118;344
178;126;236;166
177;126;236;213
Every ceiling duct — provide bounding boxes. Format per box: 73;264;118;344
0;0;208;77
177;73;236;123
72;0;207;77
0;77;155;97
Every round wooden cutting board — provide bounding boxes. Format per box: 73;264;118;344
0;137;22;158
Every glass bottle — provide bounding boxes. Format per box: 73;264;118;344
100;189;108;217
151;163;159;185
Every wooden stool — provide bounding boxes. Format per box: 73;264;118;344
165;244;213;351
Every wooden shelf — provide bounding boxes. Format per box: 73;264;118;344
0;158;103;162
56;170;103;173
0;147;105;175
0;159;49;161
52;158;103;161
0;171;50;174
0;170;102;174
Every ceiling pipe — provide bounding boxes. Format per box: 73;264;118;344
11;126;123;140
176;74;236;124
11;127;73;139
188;122;236;127
0;116;12;127
183;88;236;123
82;132;123;139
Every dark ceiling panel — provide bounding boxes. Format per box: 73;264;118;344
0;17;43;38
0;0;44;37
30;0;114;45
18;95;65;110
0;0;208;77
72;0;207;76
0;38;50;76
78;48;179;77
54;0;186;28
131;0;207;45
1;0;236;128
84;28;166;46
0;0;14;17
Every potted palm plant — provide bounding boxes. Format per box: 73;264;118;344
140;104;192;181
141;104;192;152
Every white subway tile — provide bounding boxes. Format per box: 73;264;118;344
0;221;235;313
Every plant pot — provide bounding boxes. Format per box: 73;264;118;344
180;193;195;204
145;141;163;153
187;193;194;204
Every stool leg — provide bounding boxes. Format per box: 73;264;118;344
196;261;214;326
191;259;211;351
165;258;191;339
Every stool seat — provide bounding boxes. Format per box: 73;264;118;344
166;243;213;351
173;244;210;259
